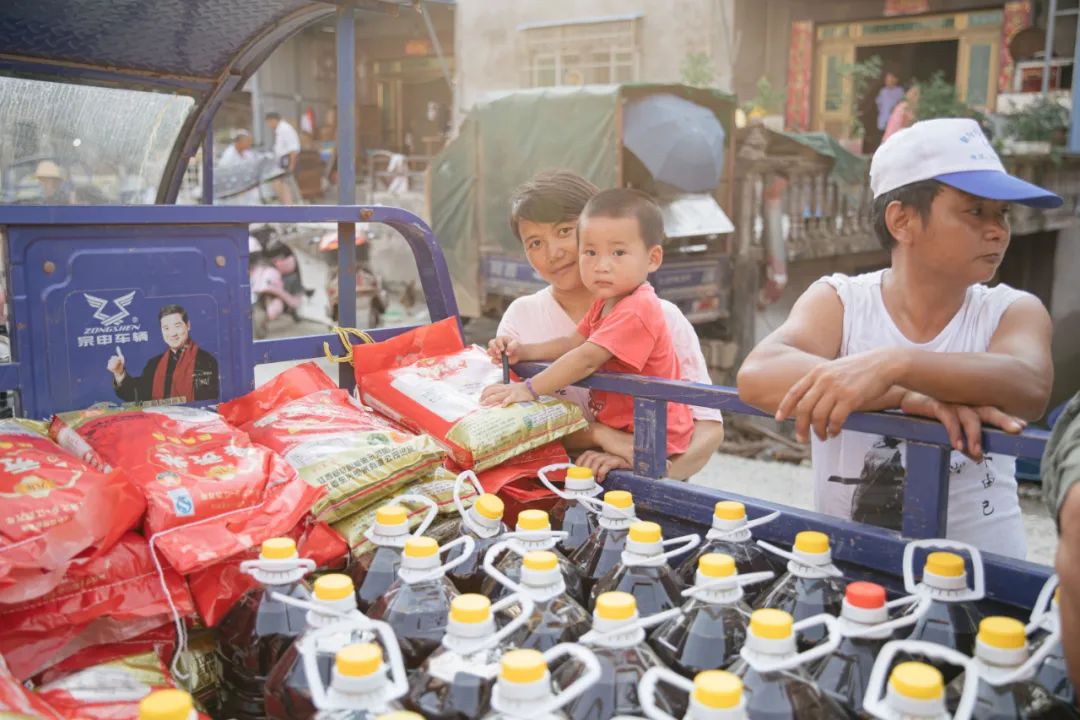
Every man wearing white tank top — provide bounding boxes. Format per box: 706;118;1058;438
738;118;1061;559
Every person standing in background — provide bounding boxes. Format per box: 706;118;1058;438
265;112;300;205
876;72;906;135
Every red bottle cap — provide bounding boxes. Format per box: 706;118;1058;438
846;581;886;609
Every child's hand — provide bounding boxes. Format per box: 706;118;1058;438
480;381;534;407
487;336;521;364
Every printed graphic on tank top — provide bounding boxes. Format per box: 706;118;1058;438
810;270;1029;559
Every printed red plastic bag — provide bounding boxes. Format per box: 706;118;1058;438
0;533;193;680
218;361;336;427
223;363;445;522
35;624;177;687
50;405;322;574
0;419;145;605
0;654;57;718
186;518;348;626
354;318;586;470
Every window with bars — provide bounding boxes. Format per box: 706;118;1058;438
521;17;640;87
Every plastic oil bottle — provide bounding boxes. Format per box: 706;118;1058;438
809;581;924;717
445;471;509;594
348;494;438;613
482;509;587;606
590;521;698;616
754;531;846;652
484;545;593;653
571;490;637;597
639;668;750;720
650;553;774;678
1029;575;1075;708
217;537;315;720
946;616;1078;719
899;540;986;683
139;689;197;720
305;639;409;719
407;592;534;720
862;638;979;720
483;645;602;720
727;608;848;719
551;590;684;719
265;573;370;720
367;534;474;669
537;463;602;556
675;501;780;605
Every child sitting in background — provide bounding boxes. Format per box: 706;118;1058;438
480;188;693;459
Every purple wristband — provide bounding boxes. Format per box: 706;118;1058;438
524;378;540;400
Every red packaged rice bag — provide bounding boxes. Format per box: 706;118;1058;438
222;363;445;522
354;318;586;471
49;405;322;574
218;361;337;427
0;419;145;606
186;518;348;626
0;533;193;681
34;624;177;687
0;655;57;719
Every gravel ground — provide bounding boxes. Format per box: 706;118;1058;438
690;452;1058;567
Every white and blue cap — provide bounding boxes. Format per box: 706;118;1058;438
870;118;1063;209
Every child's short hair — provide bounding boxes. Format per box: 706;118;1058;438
509;171;599;241
580;188;665;248
872;179;943;251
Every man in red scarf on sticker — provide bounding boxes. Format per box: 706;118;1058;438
108;304;220;402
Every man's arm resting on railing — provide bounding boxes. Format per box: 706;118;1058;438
1055;483;1080;692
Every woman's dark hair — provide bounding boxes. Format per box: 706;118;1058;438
872;179;944;251
509;170;599;241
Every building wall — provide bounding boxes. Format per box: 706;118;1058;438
1050;226;1080;410
454;0;737;116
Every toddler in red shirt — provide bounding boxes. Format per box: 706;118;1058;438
480;188;694;457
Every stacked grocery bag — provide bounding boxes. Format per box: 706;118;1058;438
1;315;1075;719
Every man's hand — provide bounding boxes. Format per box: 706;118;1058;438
900;391;1026;462
106;347;126;382
488;336;521;364
575;450;631;481
776;348;903;442
480;381;533;407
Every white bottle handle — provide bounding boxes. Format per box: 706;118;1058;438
680;570;775;599
302;618;408;711
756;540;844;578
453;469;488;535
1027;573;1060;634
399;534;476;585
655;533;702;565
708;510;782;541
392;492;439;536
981;625;1064;687
480;592;536;652
536;643;603;716
239;556;317;584
580;606;684;646
502;528;571;549
863;640;978;720
639;666;695;720
902;539;985;602
739;613;842;673
483;539;527;595
537;462;575;500
843;595;929;639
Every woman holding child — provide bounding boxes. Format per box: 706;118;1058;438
479;171;724;480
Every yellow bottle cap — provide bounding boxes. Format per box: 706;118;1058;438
139;689;193;720
336;643;382;678
500;649;547;684
713;501;747;521
475;493;505;520
375;504;408;526
566;466;594;481
450;593;492;624
889;662;944;701
693;670;743;709
749;609;794;640
604;490;633;510
314;574;354;602
924;552;965;578
1054;588;1060;605
375;713;425;720
404;536;439;559
595;591;637;621
261;537;297;560
523;550;559;572
978;616;1026;650
628;521;662;544
793;531;829;555
698;553;736;578
517;509;550;531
